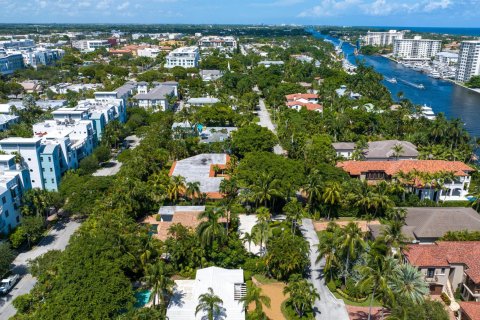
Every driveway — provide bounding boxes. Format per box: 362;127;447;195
300;218;349;320
257;98;286;156
0;219;81;319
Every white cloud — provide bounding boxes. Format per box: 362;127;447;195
298;0;361;17
423;0;451;12
117;1;130;11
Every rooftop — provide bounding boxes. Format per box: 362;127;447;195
369;207;480;241
167;266;245;320
364;140;418;159
285;93;319;100
169;153;228;198
459;301;480;320
134;86;174;100
405;241;480;283
337;160;474;177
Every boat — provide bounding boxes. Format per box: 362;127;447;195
399;79;425;89
428;70;441;79
385;77;397;84
420;105;436;120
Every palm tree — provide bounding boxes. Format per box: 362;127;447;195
242;232;255;253
256;207;271;223
468;185;480;211
322;182;343;220
283;275;320;318
252;221;271;253
340;222;365;285
168;175;186;203
283;199;305;233
197;208;226;248
186;181;201;204
143;261;174;312
357;255;396;320
250;173;281;208
390;263;428;304
195;287;224;320
240;281;271;314
391;143;404;160
303;171;323;214
317;229;340;281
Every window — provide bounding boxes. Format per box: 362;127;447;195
48;157;51;162
5;210;8;217
31;180;35;183
366;171;386;180
51;179;54;183
1;197;5;204
427;268;435;278
27;158;31;161
50;168;53;172
440;268;446;274
40;157;43;161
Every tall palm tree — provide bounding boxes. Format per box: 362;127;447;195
283;275;320;318
186;181;201;205
195;287;224;320
252;221;271;253
240;281;271;314
197;208;226;248
317;230;340;281
303;171;323;214
143;261;174;312
340;222;365;285
390;263;428;304
322;182;343;220
283;199;305;233
256;207;271;223
168;175;186;203
357;255;396;320
242;232;255;253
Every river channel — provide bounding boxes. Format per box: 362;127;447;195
311;31;480;137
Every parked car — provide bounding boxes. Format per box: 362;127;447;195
0;274;20;295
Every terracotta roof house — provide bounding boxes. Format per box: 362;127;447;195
404;241;480;301
459;301;480;320
169;153;229;200
337;160;475;201
368;207;480;243
285;93;322;112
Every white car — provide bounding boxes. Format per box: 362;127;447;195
0;274;20;295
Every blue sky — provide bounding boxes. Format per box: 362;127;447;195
0;0;479;27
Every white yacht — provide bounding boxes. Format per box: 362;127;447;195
421;105;436;120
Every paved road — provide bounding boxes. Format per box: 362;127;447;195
300;219;349;320
257;98;286;155
0;220;81;319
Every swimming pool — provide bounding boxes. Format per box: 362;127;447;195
134;290;151;308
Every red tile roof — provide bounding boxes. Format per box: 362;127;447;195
460;301;480;320
285;93;319;101
286;101;323;111
337;160;474;177
405;241;480;283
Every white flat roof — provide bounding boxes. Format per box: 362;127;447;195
167;267;245;320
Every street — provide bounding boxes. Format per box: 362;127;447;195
257;98;286;155
0;219;81;319
300;219;349;320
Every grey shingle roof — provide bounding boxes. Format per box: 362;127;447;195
365;140;418;159
134;86;173;100
369;207;480;241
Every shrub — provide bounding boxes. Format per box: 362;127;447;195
336;288;368;303
13;294;33;314
440;292;451;306
10;226;26;248
327;279;337;292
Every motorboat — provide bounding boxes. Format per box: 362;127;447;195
421;105;436;120
385;77;397;84
399;79;425;89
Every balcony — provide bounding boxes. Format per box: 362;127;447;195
425;276;439;283
463;282;480;297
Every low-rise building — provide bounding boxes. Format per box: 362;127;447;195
164;46;199;69
0;155;31;235
285;93;322;112
198;36;237;52
22;48;64;68
0;114;20;131
332;140;419;160
187;97;220;106
72;39;110;53
200;69;223;81
167;266;245;320
258;60;284;68
337;160;474;201
435;52;459;65
368;207;480;244
133;82;177;111
404;241;480;300
169;153;229;200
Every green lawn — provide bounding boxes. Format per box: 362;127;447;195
332;292;383;307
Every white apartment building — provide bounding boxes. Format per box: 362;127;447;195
393;36;442;61
72;40;110;53
198;36;237;51
0;155;31;235
164;46;199;68
362;30;405;46
436;52;459;65
456;41;480;82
